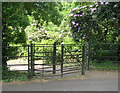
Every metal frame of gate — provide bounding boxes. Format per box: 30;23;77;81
3;43;119;79
28;42;86;78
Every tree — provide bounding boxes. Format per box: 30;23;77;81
2;2;28;66
69;2;119;43
2;2;62;66
24;2;78;44
69;2;120;62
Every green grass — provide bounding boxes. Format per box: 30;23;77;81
91;61;119;71
2;67;29;82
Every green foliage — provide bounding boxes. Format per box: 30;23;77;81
69;2;119;43
2;66;28;82
69;2;120;63
92;61;119;71
2;2;62;66
91;43;119;62
2;2;81;66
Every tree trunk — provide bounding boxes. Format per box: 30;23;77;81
2;22;8;69
2;50;8;70
117;45;120;61
2;58;7;66
2;42;8;69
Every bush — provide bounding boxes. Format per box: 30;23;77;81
91;43;118;62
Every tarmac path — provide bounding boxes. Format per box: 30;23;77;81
2;71;118;91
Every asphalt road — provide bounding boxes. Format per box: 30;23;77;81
2;71;118;91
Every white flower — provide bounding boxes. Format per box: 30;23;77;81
90;12;93;15
95;2;98;5
91;8;97;12
70;7;80;12
113;18;116;20
61;42;64;44
82;6;87;8
114;4;117;7
59;34;62;38
105;2;109;4
90;5;94;8
101;2;104;4
69;14;74;16
76;23;79;26
82;13;85;15
74;25;77;27
74;14;81;17
29;35;34;37
79;15;83;16
74;14;83;17
72;21;76;25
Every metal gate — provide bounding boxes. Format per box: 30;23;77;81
61;44;85;77
28;43;86;78
3;43;119;80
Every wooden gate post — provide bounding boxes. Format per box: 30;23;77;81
61;44;64;77
82;44;85;75
53;42;56;74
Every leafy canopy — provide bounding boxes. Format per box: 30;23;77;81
69;2;119;43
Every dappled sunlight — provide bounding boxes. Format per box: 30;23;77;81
7;59;46;71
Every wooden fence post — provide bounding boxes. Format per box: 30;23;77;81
53;42;56;74
61;44;64;77
82;44;85;75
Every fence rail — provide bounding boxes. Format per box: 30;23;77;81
87;43;120;70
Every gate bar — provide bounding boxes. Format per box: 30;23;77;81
61;44;64;77
82;44;85;75
28;45;31;79
53;42;56;74
88;43;91;70
31;43;34;77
